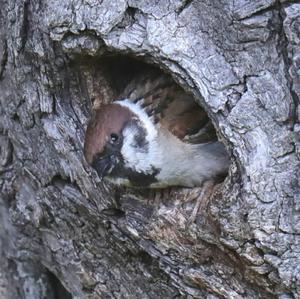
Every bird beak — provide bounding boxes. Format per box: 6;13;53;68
91;155;117;180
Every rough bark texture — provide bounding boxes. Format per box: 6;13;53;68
0;0;299;298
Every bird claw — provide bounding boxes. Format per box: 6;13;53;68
186;181;214;226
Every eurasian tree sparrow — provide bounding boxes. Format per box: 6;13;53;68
84;72;230;221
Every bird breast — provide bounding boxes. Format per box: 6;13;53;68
120;125;229;188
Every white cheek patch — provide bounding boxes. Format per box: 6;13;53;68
115;99;157;142
121;125;162;174
115;99;163;175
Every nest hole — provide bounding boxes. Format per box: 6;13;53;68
79;55;229;206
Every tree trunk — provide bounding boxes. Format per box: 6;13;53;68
0;0;299;298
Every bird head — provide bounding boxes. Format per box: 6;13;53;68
83;100;159;185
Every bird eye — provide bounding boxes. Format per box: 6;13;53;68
110;133;119;143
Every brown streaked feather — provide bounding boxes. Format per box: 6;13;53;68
118;71;216;143
84;104;134;164
183;121;217;143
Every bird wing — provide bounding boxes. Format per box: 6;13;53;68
117;70;217;144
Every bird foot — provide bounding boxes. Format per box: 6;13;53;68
149;187;173;205
186;181;215;226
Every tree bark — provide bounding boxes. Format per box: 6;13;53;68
0;0;299;298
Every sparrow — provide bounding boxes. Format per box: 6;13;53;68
84;71;230;221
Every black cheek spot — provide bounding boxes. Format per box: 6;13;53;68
134;130;148;150
124;119;149;151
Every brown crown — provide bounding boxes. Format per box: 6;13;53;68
83;103;135;164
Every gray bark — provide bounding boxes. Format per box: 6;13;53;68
0;0;299;298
